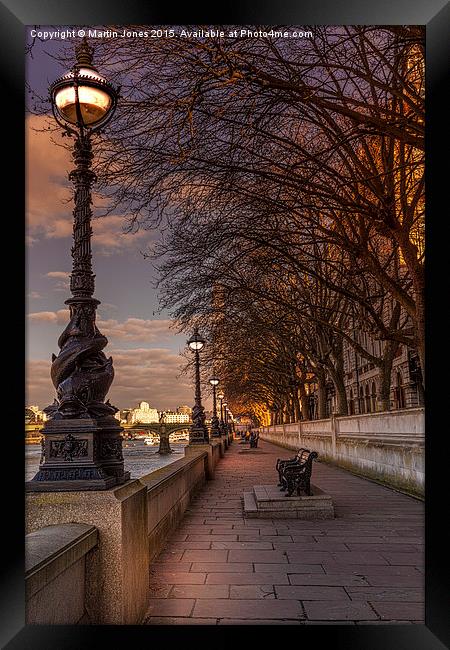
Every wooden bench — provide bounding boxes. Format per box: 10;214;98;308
276;448;308;486
277;449;318;497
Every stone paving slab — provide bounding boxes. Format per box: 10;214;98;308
302;601;378;621
206;573;290;585
144;439;424;625
192;598;305;619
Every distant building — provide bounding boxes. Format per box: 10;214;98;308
308;335;424;419
115;409;131;424
177;405;192;416
127;401;159;424
160;411;190;424
25;405;47;424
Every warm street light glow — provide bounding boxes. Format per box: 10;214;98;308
187;329;206;351
54;79;112;126
217;391;225;400
50;40;117;131
209;377;219;386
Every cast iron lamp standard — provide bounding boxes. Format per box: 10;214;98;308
223;401;230;442
187;329;209;443
217;390;228;448
27;38;130;491
209;377;221;438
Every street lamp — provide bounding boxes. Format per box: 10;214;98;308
187;329;209;443
27;38;129;491
209;376;221;438
217;390;227;446
225;405;234;440
223;401;229;440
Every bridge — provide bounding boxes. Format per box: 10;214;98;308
124;420;191;454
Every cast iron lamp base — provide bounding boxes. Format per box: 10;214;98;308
26;416;130;492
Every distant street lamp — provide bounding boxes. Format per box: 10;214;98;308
27;38;129;491
209;376;221;438
223;401;229;440
217;390;227;446
187;329;209;443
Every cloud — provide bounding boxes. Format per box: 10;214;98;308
96;318;176;342
28;291;42;299
26;359;54;407
26;114;72;241
28;309;70;324
46;271;70;279
92;216;152;256
26;115;155;254
26;347;198;411
45;270;70;291
26;311;177;345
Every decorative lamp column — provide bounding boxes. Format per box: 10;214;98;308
209;377;221;438
223;402;229;441
27;38;129;491
187;329;209;443
157;411;172;455
217;390;227;448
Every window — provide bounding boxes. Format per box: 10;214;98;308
394;372;406;409
349;389;354;415
359;386;365;414
371;382;377;412
365;384;371;413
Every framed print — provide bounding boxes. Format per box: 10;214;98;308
1;0;448;648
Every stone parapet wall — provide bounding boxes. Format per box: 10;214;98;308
258;408;424;497
25;444;217;624
25;523;98;624
140;450;208;561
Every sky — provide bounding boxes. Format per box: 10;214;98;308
25;29;209;412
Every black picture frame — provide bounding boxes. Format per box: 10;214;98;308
2;1;448;648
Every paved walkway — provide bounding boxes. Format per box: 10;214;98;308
145;439;424;625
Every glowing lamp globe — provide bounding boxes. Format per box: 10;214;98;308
50;39;117;130
209;377;219;386
187;330;206;351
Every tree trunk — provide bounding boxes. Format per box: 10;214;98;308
317;371;328;419
378;340;398;411
414;285;425;389
328;340;348;416
298;383;309;421
293;389;302;421
330;370;348;416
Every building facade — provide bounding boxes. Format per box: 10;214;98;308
160;411;190;424
307;340;424;420
25;405;47;424
177;405;192;416
127;401;160;424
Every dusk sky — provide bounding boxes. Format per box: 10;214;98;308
26;28;206;412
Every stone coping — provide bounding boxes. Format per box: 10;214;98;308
253;484;330;503
26;523;98;598
244;483;335;520
138;449;208;493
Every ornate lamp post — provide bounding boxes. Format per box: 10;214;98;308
217;391;225;431
209;377;221;438
187;329;209;443
223;401;229;441
217;390;227;448
226;406;234;440
27;38;130;491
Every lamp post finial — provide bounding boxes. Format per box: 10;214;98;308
75;36;94;67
